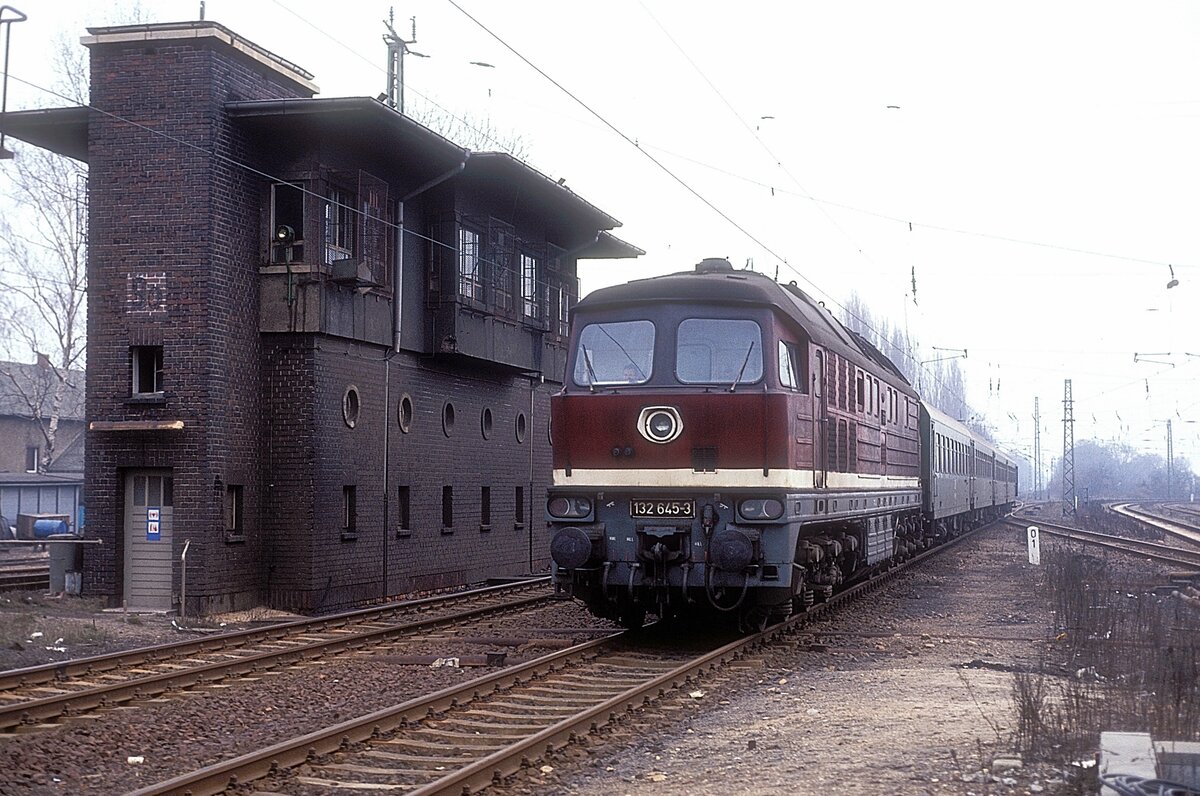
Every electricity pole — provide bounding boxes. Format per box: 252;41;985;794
1062;379;1076;516
1033;397;1042;500
1166;419;1173;501
383;9;426;114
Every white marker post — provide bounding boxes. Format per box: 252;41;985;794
1026;525;1041;565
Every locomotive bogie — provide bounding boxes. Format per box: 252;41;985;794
548;487;930;626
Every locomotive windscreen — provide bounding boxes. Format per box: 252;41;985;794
573;320;656;386
676;318;763;385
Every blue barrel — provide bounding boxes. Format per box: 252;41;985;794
33;518;69;538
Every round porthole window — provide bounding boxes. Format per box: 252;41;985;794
342;385;361;428
397;393;413;434
515;411;528;444
481;406;493;439
442;401;456;437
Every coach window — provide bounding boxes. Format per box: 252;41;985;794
677;319;763;385
573;320;655;386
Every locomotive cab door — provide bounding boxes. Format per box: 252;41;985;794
813;350;826;488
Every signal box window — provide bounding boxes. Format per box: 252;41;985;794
342;485;357;540
573;320;655;386
324;188;356;265
520;252;542;320
442;485;454;530
676;319;762;385
132;346;163;395
270;183;305;262
225;484;244;541
458;227;483;302
397;485;411;537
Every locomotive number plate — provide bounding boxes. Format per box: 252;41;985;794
630;499;695;519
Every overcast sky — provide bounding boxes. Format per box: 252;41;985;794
5;1;1199;483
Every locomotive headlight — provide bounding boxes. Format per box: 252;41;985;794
547;495;593;520
738;498;785;521
637;406;684;444
550;527;594;569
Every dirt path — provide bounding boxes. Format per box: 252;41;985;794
499;525;1077;796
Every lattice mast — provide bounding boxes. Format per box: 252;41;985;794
1062;379;1076;515
1033;397;1043;499
1167;419;1174;501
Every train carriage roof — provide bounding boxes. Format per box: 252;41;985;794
922;403;975;444
576;259;917;397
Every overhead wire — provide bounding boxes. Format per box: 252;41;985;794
4;72;585;304
439;0;1016;420
5;11;1192;470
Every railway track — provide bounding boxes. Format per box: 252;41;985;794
0;578;552;732
127;519;990;796
1108;502;1200;548
0;565;49;591
1006;515;1200;571
1165;502;1200;523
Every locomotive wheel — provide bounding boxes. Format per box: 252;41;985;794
739;605;770;633
619;605;647;630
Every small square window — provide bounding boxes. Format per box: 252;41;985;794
132;346;163;395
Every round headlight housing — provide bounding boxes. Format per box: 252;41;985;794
637;406;683;444
547;496;593;519
550;527;593;569
710;529;755;571
738;498;785;521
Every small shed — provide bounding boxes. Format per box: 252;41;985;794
0;472;84;538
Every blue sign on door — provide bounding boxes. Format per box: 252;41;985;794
146;507;161;540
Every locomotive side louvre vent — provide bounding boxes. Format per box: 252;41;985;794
692;446;718;473
848;420;858;472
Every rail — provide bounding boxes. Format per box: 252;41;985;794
127;517;986;795
0;578;550;731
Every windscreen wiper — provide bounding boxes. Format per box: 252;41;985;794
729;341;756;393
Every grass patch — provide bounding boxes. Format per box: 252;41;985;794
1012;543;1199;772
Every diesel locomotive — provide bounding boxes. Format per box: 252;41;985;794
547;257;1016;629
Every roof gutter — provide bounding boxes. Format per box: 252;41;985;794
394;154;470;352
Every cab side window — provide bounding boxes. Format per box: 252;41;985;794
777;341;807;393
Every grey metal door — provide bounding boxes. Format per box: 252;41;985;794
123;470;174;611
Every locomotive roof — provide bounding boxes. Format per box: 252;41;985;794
575;261;917;397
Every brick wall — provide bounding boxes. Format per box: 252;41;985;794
83;32;307;611
261;340;555;612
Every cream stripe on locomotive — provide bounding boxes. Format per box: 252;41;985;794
554;467;920;491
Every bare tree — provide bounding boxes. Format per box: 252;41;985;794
0;33;88;471
409;102;531;160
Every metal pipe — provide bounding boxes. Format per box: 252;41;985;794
179;539;191;620
0;7;29;160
